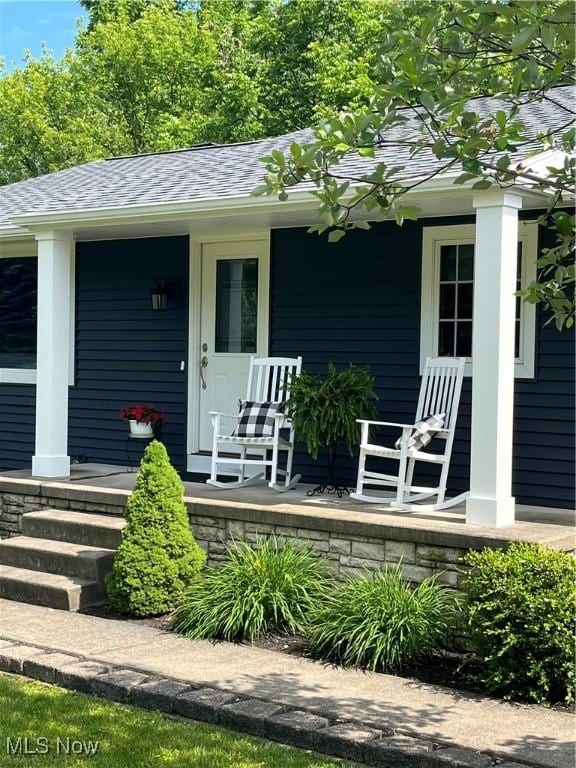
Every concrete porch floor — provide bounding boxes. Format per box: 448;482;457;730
0;463;574;551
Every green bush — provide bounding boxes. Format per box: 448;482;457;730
172;538;329;641
306;566;460;672
463;542;575;705
106;441;205;617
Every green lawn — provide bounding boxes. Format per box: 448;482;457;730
0;674;352;767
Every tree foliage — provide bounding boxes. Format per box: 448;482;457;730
0;0;389;181
259;1;575;328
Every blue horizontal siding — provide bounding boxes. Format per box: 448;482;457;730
68;237;189;471
270;216;575;509
0;385;35;469
0;236;189;473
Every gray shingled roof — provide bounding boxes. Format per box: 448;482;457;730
0;87;573;227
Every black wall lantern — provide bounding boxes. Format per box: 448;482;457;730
151;278;169;311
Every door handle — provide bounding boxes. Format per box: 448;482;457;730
200;356;208;390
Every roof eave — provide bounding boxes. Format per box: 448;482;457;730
3;166;560;238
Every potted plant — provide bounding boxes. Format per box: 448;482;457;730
286;363;377;496
120;404;165;438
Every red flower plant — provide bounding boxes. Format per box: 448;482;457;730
119;404;165;425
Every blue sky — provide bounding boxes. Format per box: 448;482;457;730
0;0;87;70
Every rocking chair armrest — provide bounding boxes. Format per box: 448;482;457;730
209;411;240;430
356;419;415;429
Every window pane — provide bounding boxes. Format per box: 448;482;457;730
440;245;457;281
436;239;526;360
458;244;474;280
439;284;456;319
215;258;258;353
457;283;473;319
0;258;37;368
456;321;472;357
439;322;455;356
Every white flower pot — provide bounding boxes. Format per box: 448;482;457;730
129;420;154;438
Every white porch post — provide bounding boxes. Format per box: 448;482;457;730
32;231;73;478
465;192;523;527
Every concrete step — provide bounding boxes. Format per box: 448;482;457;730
0;537;116;581
0;565;105;611
22;509;125;550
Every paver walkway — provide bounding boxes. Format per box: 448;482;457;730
0;599;573;768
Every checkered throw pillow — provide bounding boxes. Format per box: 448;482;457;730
395;413;445;451
233;400;280;438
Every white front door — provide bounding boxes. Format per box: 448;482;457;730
197;239;269;452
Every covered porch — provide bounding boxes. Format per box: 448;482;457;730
3;183;572;528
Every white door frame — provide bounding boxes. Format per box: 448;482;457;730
186;231;270;466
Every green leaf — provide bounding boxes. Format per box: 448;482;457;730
419;91;435;111
454;172;479;185
328;228;346;243
511;26;537;54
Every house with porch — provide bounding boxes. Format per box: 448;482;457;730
0;88;573;606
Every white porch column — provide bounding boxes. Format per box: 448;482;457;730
32;231;73;478
465;192;523;527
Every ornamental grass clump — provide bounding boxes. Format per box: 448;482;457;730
106;440;205;617
306;566;460;672
172;538;330;641
463;542;576;705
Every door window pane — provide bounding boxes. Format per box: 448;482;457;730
0;258;37;368
215;258;258;353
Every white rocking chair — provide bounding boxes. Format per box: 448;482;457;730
351;357;468;511
207;356;302;492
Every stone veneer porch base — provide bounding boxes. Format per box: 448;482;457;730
0;475;573;588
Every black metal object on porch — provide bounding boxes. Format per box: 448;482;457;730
306;445;351;499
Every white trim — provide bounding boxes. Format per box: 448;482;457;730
0;369;37;384
0;245;76;386
466;191;523;526
186;231;270;457
420;221;537;379
32;231;74;478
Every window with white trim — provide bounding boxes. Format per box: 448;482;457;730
0;252;75;385
420;222;537;379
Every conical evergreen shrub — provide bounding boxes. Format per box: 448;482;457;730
106;440;205;616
